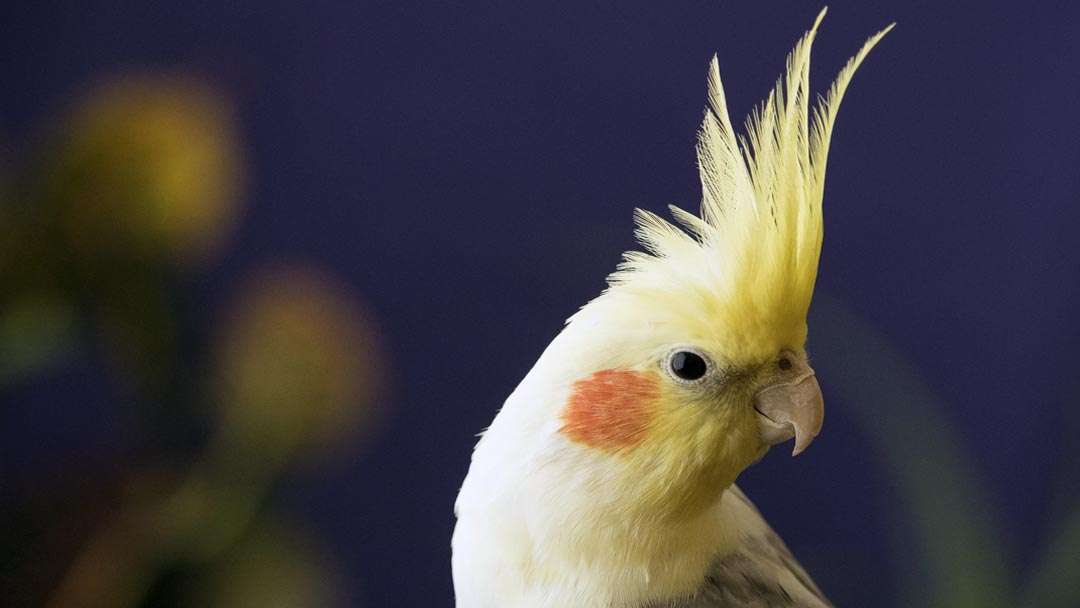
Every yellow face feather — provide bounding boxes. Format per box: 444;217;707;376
557;9;892;518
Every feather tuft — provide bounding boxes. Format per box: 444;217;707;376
589;9;892;362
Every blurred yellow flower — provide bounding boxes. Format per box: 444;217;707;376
214;264;384;463
54;73;243;265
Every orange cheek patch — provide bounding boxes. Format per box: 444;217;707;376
560;369;659;452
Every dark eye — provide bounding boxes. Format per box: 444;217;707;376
669;350;708;381
777;356;793;371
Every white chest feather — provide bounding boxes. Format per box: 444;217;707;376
451;377;758;608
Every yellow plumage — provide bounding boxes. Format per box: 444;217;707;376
596;8;894;366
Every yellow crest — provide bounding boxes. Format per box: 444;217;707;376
599;9;893;363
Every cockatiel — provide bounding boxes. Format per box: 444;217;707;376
453;9;891;608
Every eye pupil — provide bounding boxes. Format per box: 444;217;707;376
778;356;793;371
670;351;707;381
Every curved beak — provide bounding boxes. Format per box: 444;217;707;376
753;370;824;456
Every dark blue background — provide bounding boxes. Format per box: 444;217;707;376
4;1;1079;606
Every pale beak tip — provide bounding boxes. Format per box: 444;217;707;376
790;427;819;457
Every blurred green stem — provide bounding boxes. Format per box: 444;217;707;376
1019;502;1080;608
46;432;295;608
811;293;1012;608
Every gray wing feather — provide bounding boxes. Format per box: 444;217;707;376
650;486;832;608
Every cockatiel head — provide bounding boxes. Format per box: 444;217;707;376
454;9;891;606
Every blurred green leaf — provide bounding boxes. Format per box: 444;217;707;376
0;292;77;382
811;292;1012;608
1020;504;1080;608
183;518;346;608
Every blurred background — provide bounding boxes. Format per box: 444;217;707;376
1;1;1078;606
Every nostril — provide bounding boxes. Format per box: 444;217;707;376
778;356;792;371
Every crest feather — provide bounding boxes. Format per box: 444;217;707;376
600;9;892;358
